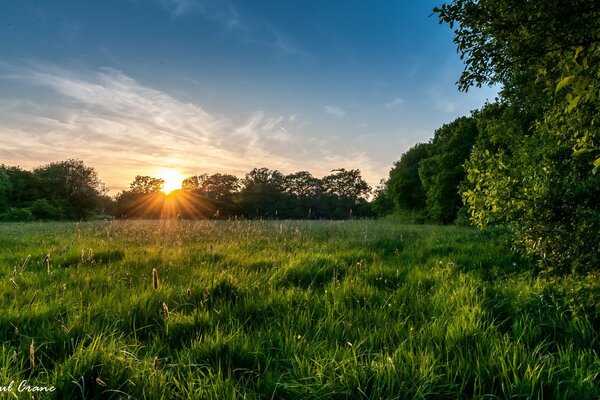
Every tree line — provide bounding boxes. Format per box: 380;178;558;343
0;159;111;221
114;167;372;219
374;0;600;274
0;162;373;220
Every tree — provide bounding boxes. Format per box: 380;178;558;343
370;179;395;217
129;176;165;194
283;171;322;218
434;0;600;168
387;143;430;212
321;169;371;218
34;159;107;219
181;173;241;218
284;171;320;198
464;102;600;273
30;198;62;220
239;168;287;218
419;116;479;224
435;1;600;272
0;169;11;212
181;174;208;191
322;169;370;201
200;174;240;201
113;176;165;219
0;165;40;209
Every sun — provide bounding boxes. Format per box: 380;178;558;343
156;168;184;194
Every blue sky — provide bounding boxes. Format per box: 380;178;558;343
0;0;496;193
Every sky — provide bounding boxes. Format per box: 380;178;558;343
0;0;497;194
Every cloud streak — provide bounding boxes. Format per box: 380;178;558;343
158;0;239;27
156;1;305;57
385;97;405;108
0;66;385;193
324;105;345;118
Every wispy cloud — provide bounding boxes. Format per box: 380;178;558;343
238;19;309;58
158;0;241;29
261;23;308;57
0;66;385;192
155;1;305;58
384;97;405;108
324;105;345;118
158;0;198;17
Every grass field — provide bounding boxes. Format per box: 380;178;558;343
0;220;598;399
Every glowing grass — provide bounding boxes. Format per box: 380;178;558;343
0;220;598;399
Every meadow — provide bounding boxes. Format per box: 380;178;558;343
0;220;598;399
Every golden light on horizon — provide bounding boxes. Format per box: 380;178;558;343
156;168;184;194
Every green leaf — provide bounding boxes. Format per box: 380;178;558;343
572;148;594;157
556;76;573;93
574;46;584;61
566;95;581;112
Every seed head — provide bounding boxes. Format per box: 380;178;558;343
29;338;35;375
162;302;170;319
152;268;159;290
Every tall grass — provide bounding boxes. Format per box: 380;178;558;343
0;220;598;399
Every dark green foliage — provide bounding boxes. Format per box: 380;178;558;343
0;207;34;221
0;161;107;221
387;143;430;211
189;173;241;218
111;167;373;220
419;116;479;224
0;165;40;209
1;161;373;221
283;171;322;218
112;191;165;219
238;167;288;218
435;0;600;273
370;180;394;217
380;117;478;224
34;159;107;220
30;198;63;220
0;169;10;212
129;175;164;194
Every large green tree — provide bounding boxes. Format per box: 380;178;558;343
0;169;11;212
181;173;240;218
436;0;600;272
34;159;107;219
283;171;322;218
321;169;371;219
435;0;600;167
387;143;430;212
419;117;479;224
129;175;165;194
239;168;287;218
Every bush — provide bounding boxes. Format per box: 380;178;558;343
0;207;34;221
30;198;63;220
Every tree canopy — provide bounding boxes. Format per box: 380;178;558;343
435;0;600;273
111;167;373;220
0;159;107;220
